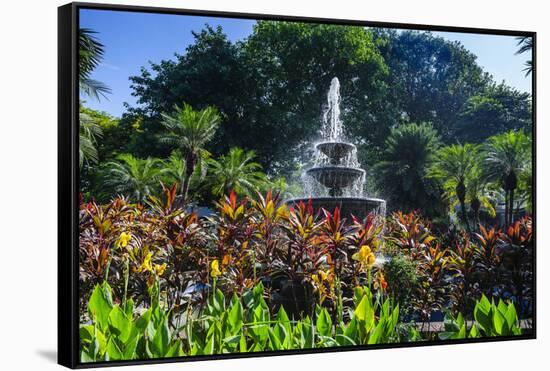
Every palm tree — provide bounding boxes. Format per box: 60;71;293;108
375;123;441;215
79;28;111;100
484;130;531;225
207;147;268;197
429;144;479;232
466;165;496;230
160;150;209;201
102;154;162;203
515;36;533;77
160;103;220;205
79;111;103;167
78;28;110;168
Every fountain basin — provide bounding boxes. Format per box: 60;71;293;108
306;166;365;189
316;141;356;162
286;197;386;221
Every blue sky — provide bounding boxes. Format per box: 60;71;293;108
80;9;532;118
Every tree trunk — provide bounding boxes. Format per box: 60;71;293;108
471;197;481;231
504;190;510;226
180;151;197;208
456;181;470;233
504;170;518;225
509;188;515;225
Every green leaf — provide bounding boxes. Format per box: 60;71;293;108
469;324;480;338
122;334;139;360
227;299;243;335
106;338;123;360
492;306;507;335
368;322;385;344
213;288;225;313
335;334;356;346
123;298;134;319
354;295;375;333
344;317;358;341
165;342;183;357
275;322;290;348
88;282;114;331
203;334;216;355
303;317;314;349
108;306;132;342
133;309;152;336
151;317;171;357
473;295;492;333
505;302;518;330
80;325;94;344
316;308;332;337
239;334;247;352
276;306;292;345
268;327;284;350
251;304;269;341
80;350;95;363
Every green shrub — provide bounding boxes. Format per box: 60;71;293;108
383;254;419;318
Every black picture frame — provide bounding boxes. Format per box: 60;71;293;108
58;2;537;368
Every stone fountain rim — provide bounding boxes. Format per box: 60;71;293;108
315;140;357;149
286;196;386;203
306;166;366;174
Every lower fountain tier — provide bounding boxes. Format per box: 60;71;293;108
306;166;365;189
286;197;386;221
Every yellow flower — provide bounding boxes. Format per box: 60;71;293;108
210;259;222;278
116;232;132;249
352;245;376;268
311;273;320;285
318;269;330;281
153;263;167;277
136;252;153;273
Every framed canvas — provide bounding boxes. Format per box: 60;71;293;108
58;2;536;368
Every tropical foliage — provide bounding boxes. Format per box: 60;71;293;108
79;191;532;361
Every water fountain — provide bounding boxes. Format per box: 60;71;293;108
287;77;386;220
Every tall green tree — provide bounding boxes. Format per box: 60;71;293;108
374;30;491;142
429;143;480;231
127;26;247;160
243;21;390;170
484;130;531;225
454;83;532;142
160;103;220;205
206;147;268;198
101;154;162;203
375;123;441;216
